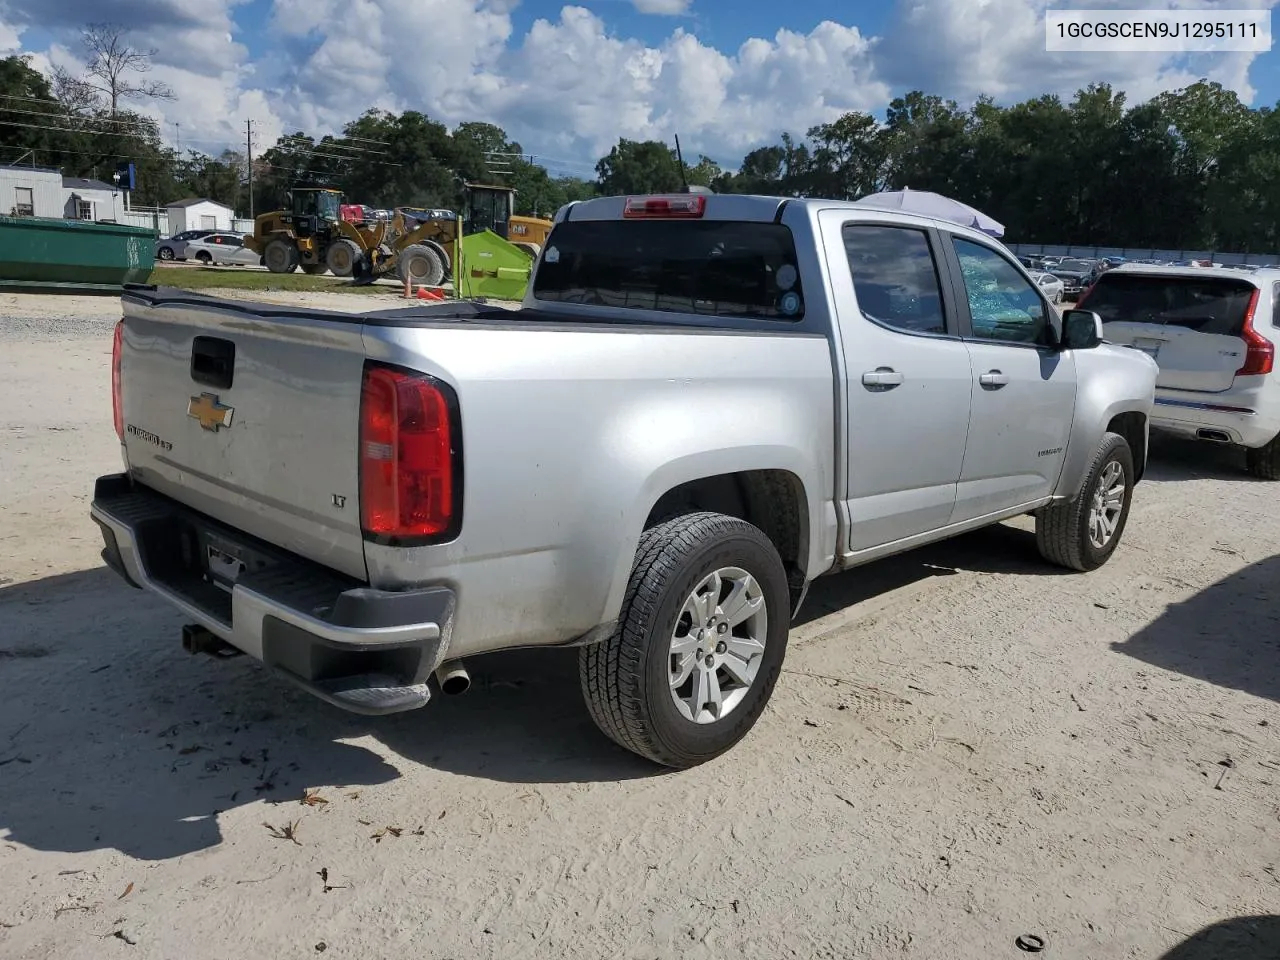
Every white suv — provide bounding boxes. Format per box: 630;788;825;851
1079;263;1280;478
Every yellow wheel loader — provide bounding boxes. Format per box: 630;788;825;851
245;183;553;292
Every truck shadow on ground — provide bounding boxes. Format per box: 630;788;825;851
1111;554;1280;704
795;522;1069;627
1154;916;1280;959
0;567;656;860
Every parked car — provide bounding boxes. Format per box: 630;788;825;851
1032;271;1065;303
184;233;259;266
1078;263;1280;478
154;229;217;262
92;192;1157;768
1048;258;1097;300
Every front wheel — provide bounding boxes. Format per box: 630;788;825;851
157;246;175;261
263;239;300;274
397;243;445;287
195;251;212;265
579;512;790;768
1036;432;1134;571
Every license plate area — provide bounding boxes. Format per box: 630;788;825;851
197;529;274;594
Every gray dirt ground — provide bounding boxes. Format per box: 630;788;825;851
1;291;1277;960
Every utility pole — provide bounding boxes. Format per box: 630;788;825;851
245;118;254;221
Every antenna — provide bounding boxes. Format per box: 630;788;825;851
673;134;690;192
672;134;712;195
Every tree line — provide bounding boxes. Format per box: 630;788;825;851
3;31;1279;251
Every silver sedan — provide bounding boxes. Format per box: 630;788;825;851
1032;271;1065;304
184;233;261;267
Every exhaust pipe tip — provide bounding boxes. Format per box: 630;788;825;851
1197;428;1233;443
435;659;471;695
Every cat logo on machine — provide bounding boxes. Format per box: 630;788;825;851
188;393;235;432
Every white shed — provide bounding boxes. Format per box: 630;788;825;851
61;176;126;222
0;167;64;218
166;198;234;236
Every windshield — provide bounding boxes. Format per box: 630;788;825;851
533;219;805;321
1057;259;1092;272
317;191;340;221
1083;273;1257;334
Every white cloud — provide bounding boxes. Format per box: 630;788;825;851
0;0;1275;176
877;0;1278;106
0;20;22;52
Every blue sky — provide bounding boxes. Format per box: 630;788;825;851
0;0;1276;176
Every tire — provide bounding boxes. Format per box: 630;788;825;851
513;242;541;260
326;239;361;278
579;511;790;768
397;243;445;287
195;251;212;264
263;239;300;274
1245;432;1280;479
157;246;175;261
301;263;328;275
1036;432;1134;571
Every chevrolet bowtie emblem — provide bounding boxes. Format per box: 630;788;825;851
188;392;235;431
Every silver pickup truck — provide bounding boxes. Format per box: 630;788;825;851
91;192;1157;768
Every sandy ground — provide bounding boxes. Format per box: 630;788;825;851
1;291;1278;960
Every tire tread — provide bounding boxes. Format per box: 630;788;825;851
579;512;784;767
1036;431;1131;572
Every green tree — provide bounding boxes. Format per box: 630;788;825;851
595;139;682;195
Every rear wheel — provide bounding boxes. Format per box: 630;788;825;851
397;243;445;287
579;512;790;768
1245;432;1280;479
300;263;328;275
326;239;362;278
157;246;175;261
263;239;300;274
1036;432;1134;571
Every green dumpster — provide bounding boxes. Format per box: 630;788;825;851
0;215;156;293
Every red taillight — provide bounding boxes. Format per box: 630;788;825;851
111;320;124;440
359;365;458;542
1236;287;1272;377
622;194;706;218
1076;281;1096;306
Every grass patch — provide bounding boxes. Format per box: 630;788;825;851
145;266;402;294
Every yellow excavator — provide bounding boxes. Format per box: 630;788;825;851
245;183;553;291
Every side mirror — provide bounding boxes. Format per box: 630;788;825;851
1061;309;1104;349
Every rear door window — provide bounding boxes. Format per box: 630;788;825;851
533;220;805;320
842;224;948;335
1084;273;1257;334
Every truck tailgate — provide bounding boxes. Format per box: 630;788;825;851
118;290;368;580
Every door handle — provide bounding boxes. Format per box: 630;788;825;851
978;370;1009;388
862;367;904;389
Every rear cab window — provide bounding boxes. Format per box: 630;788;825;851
532;218;805;321
1084;273;1257;334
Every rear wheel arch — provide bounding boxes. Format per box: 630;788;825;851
643;469;811;615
